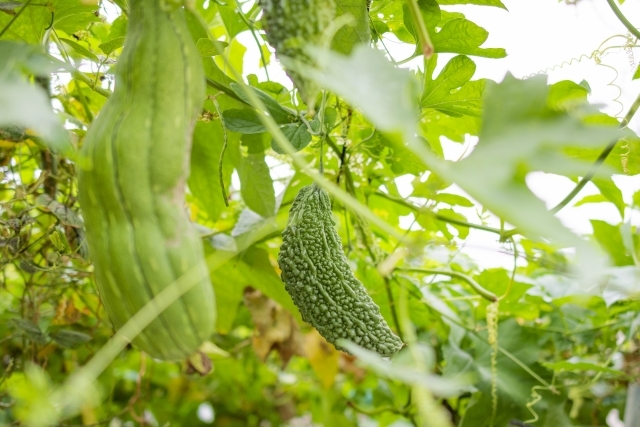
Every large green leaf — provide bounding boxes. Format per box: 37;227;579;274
189;98;241;222
0;0;99;43
332;0;370;54
237;151;276;218
422;54;484;117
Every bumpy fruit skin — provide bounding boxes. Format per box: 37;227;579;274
278;184;403;356
259;0;335;107
77;0;214;361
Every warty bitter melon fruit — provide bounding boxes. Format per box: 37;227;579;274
278;184;403;356
77;0;214;361
259;0;335;108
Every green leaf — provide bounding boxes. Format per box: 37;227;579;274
633;65;640;80
547;79;589;110
48;329;91;348
207;244;298;333
436;0;506;8
591;220;633;266
10;318;48;345
35;194;84;227
237;152;276;217
438;75;626;255
0;0;99;44
222;109;267;134
217;4;246;39
230;82;294;124
332;0;370;54
302;46;419;134
189;100;241;221
542;360;624;376
432;19;507;58
592;178;625;217
6;364;60;427
422;55;484;117
339;341;470;396
184;7;238;98
403;0;441;40
98;37;125;55
271;122;312;154
0;1;23;14
435;193;474;207
59;38;99;63
196;38;228;57
574;194;609;207
0;44;72;153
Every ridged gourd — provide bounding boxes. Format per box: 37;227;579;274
259;0;335;107
77;0;214;361
278;184;403;357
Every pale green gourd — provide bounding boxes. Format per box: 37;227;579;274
77;0;214;361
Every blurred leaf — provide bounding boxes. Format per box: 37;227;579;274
36;194;84;227
11;318;48;345
602;266;640;306
304;330;339;389
0;42;72;153
591;220;633;266
340;341;471;396
542;360;625;376
48;329;91;348
244;288;304;364
6;364;60;427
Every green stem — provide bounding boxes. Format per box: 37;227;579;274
347;401;408;416
205;77;248;105
373;190;505;236
384;276;403;339
605;0;640;40
49;55;112;99
212;96;229;206
235;4;270;80
398;267;498;302
405;0;434;58
0;0;34;39
52;31;94;122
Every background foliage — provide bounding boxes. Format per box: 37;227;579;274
1;0;640;426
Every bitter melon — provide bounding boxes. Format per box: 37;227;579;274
278;184;403;356
77;0;214;361
259;0;335;108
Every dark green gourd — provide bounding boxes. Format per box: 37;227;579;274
77;0;214;361
278;184;403;357
259;0;335;107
